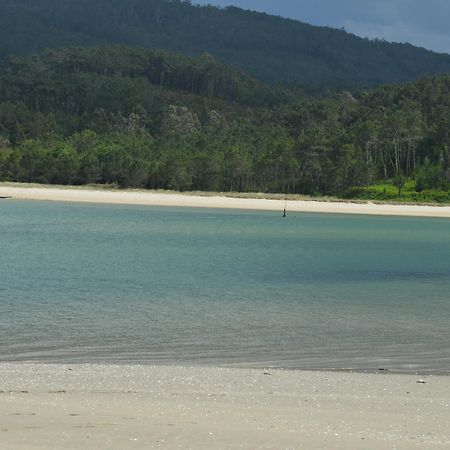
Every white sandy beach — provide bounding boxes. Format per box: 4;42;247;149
1;183;450;217
0;364;449;450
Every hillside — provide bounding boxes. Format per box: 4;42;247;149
0;46;448;201
1;0;450;89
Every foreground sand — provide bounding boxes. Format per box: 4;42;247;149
1;183;450;217
0;364;449;449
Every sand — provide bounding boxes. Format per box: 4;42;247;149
0;364;449;449
1;183;450;217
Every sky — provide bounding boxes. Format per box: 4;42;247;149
194;0;450;54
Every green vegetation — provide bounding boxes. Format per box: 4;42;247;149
0;47;449;202
1;0;450;90
348;181;450;204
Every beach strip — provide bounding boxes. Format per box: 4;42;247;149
0;363;449;449
1;183;450;217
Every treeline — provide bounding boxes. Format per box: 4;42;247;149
2;0;450;89
0;47;449;200
0;47;284;115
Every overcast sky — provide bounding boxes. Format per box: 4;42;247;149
194;0;450;54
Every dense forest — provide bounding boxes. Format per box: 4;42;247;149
2;0;450;90
0;47;448;201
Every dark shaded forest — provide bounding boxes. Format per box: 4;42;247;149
1;0;450;90
0;47;448;201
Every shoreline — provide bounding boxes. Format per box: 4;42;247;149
3;359;450;377
1;363;449;449
1;182;450;217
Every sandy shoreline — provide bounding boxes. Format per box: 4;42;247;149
0;363;449;449
1;183;450;217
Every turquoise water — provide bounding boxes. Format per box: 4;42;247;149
1;199;450;373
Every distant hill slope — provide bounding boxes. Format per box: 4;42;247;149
1;0;450;89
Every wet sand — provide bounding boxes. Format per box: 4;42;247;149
0;364;449;449
1;183;450;217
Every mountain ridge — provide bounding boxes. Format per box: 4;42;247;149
1;0;450;90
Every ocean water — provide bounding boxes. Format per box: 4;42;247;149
1;199;449;373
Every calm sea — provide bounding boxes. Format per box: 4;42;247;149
1;199;449;373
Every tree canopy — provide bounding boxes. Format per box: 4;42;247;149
1;0;450;90
0;47;448;201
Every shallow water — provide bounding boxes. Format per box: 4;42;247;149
1;200;449;372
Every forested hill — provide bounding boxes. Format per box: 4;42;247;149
0;47;449;201
2;0;450;90
0;47;280;108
